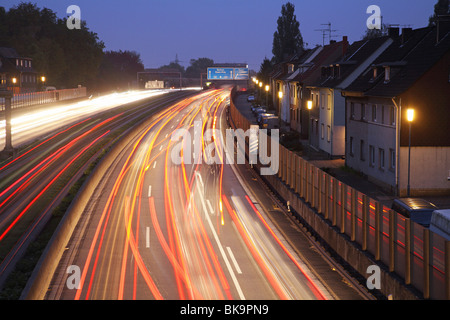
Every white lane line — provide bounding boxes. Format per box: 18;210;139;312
148;185;152;197
159;145;163;151
195;175;246;300
226;247;242;274
146;227;150;248
206;199;214;215
153;161;157;169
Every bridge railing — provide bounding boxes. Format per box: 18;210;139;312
228;92;449;300
0;87;87;112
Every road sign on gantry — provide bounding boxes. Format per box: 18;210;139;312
207;68;234;80
233;68;249;80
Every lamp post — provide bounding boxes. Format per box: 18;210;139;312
307;100;313;159
0;77;15;158
259;82;263;102
406;108;414;197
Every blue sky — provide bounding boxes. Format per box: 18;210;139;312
1;0;435;71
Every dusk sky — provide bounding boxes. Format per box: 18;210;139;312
2;0;435;71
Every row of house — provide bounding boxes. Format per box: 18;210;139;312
0;47;38;94
269;22;450;197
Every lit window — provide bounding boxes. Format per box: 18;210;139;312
327;125;331;142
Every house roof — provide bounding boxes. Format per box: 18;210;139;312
364;26;450;97
343;26;449;96
309;36;391;89
292;40;347;86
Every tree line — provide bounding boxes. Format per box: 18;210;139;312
0;2;215;93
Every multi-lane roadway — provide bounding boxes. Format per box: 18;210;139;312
43;88;368;300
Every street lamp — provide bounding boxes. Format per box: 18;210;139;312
265;85;270;107
407;108;414;197
307;100;313;158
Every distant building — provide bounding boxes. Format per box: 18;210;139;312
0;47;37;93
342;24;450;196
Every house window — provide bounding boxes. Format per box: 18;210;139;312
327;94;331;110
389;149;395;170
381;105;385;124
315;94;319;109
389;106;395;125
321;94;325;109
369;145;375;167
327;125;331;142
350;137;354;156
321;123;324;139
350;102;355;120
379;148;385;169
360;140;365;161
372;104;377;122
361;104;366;121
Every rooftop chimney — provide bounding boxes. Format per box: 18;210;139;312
342;36;349;56
401;27;413;45
388;27;400;38
437;15;450;44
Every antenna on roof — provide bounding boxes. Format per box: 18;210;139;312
315;22;338;46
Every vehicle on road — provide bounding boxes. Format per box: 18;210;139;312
391;198;439;227
247;95;255;102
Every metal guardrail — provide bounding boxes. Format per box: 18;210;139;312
229;95;450;300
0;87;87;112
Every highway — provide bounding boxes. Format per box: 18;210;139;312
0;89;196;289
44;88;362;300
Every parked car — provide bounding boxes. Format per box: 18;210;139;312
257;113;275;124
391;198;439;227
260;115;279;130
430;209;450;240
247;95;255;102
252;107;266;115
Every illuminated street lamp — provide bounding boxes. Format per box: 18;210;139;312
265;85;270;107
11;77;17;84
407;108;414;196
41;76;46;83
307;100;313;158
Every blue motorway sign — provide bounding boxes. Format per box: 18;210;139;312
207;68;234;80
234;68;249;80
207;67;249;80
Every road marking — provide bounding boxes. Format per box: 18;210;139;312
148;185;152;197
226;247;242;274
159;145;162;151
165;134;168;138
146;227;150;248
194;174;245;300
153;161;157;169
206;199;214;215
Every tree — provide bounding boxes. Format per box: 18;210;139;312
428;0;450;26
0;2;104;89
257;57;273;85
272;2;304;64
185;57;214;78
97;50;144;91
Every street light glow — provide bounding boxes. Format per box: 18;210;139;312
407;108;414;122
278;91;283;99
307;100;313;110
265;85;269;92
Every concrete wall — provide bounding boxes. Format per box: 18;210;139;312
399;146;450;196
